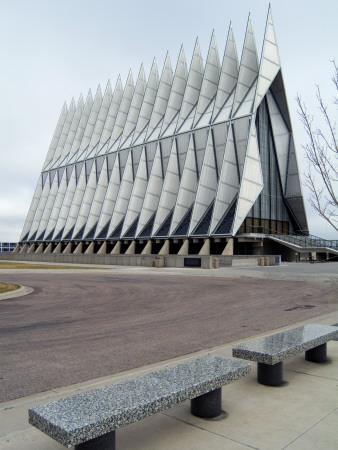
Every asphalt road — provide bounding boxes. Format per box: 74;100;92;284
0;270;337;402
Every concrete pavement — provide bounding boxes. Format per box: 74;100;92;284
0;262;337;449
1;311;337;449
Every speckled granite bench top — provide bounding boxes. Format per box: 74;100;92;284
232;324;338;365
29;355;250;448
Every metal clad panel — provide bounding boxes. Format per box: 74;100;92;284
76;86;103;161
194;127;209;174
176;39;204;132
42;103;68;170
152;139;180;235
61;164;87;239
161;46;188;136
52;166;77;240
108;72;135;148
97;76;123;153
120;66;147;146
27;177;51;240
58;96;85;164
232;120;263;234
95;155;121;237
210;126;239;234
136;143;163;236
107;151;134;238
72;162;98;238
169;135;198;234
212;26;239;123
286;137;302;197
233;116;250;177
266;91;290;192
146;54;173;140
48;100;77;169
43;169;69;240
233;79;257;118
20;175;44;241
85;81;113;159
66;90;94;163
189;131;218;234
133;60;159;142
194;32;221;127
121;148;148;236
35;169;60;240
212;122;228;177
232;18;259;117
83;158;109;237
254;7;281;111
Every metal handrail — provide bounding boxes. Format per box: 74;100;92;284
270;233;338;250
240;225;338;250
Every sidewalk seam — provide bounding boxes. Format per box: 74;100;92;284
161;411;260;449
282;406;338;449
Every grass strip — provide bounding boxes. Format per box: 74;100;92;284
0;262;101;270
0;282;20;294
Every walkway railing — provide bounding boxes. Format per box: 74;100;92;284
269;233;338;250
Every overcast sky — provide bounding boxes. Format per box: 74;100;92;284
0;0;337;242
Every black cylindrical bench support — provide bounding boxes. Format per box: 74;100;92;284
74;431;116;450
257;362;283;386
305;343;327;362
191;388;222;418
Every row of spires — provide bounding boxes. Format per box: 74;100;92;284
42;7;281;174
21;6;299;244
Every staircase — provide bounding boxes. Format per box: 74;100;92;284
268;233;338;256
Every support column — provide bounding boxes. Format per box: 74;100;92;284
222;238;233;255
12;244;20;253
43;243;53;254
27;244;36;254
177;239;189;255
35;243;44;254
198;238;210;255
63;242;72;254
97;242;107;254
53;243;62;254
125;241;136;255
141;240;152;255
158;240;169;255
73;243;83;254
19;243;28;254
305;343;327;362
191;388;222;418
85;242;95;254
74;431;116;450
111;241;121;255
257;362;283;386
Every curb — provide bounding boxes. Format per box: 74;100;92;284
0;285;34;300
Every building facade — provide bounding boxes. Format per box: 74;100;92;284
19;8;308;258
0;243;17;253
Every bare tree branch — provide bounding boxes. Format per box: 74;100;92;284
296;61;338;232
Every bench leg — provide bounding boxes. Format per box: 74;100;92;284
257;362;283;386
305;343;327;362
74;431;116;450
191;387;222;418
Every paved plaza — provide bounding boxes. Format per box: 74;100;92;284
0;262;337;449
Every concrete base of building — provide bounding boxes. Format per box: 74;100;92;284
0;252;281;269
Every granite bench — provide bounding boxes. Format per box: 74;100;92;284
29;355;250;449
232;323;338;386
